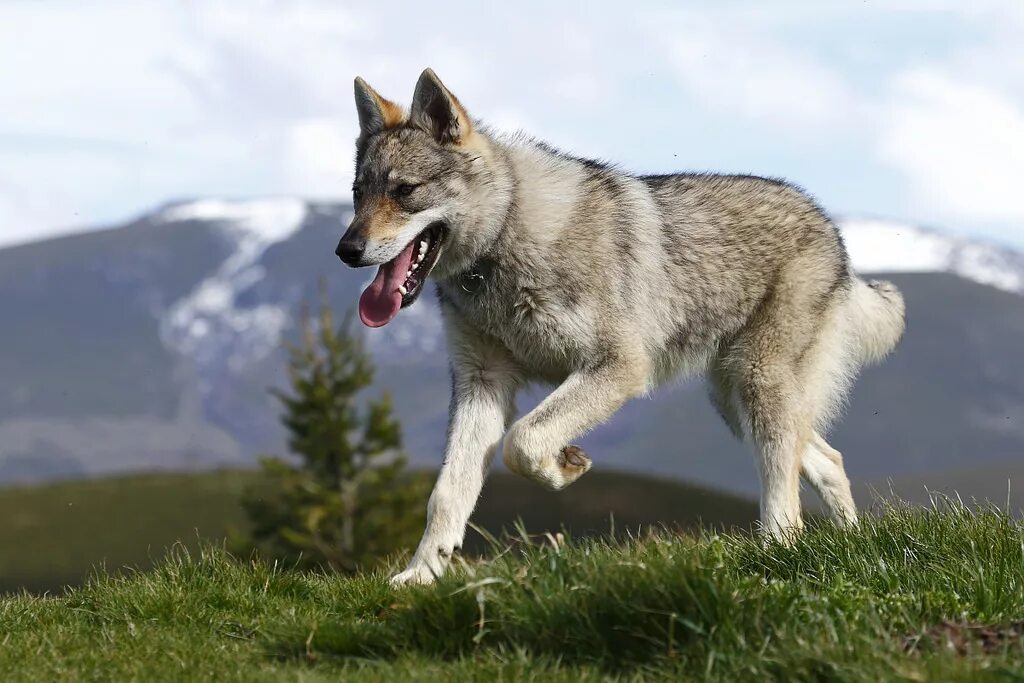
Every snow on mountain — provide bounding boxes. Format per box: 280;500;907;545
158;198;308;376
160;198;307;243
839;218;1024;294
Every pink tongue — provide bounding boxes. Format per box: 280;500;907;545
358;240;418;327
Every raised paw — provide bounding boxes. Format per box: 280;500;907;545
503;426;593;491
557;444;592;480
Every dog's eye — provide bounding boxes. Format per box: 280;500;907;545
352;186;363;201
395;184;417;197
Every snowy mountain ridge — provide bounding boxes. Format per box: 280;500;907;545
158;198;309;378
136;200;1024;375
841;218;1024;294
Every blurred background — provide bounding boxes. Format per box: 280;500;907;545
1;1;1022;593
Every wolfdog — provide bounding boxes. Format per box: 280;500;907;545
335;69;905;585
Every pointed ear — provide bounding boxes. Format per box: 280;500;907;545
354;77;405;136
409;68;473;144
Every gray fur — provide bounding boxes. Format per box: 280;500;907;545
341;70;906;585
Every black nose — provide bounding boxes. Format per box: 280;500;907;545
335;236;365;266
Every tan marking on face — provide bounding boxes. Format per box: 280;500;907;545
362;196;406;240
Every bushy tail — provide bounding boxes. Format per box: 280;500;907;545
846;278;905;365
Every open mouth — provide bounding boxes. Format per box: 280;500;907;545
358;221;446;328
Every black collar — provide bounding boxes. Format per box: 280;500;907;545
453;257;495;295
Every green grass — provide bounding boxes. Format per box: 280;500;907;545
0;468;756;594
2;502;1023;681
0;470;255;593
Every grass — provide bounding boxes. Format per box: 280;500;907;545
0;470;254;593
0;468;756;594
2;501;1023;681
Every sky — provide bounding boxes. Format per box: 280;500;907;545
1;0;1022;249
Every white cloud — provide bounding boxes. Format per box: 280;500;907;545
283;118;354;197
1;0;1023;248
877;69;1024;227
0;187;64;247
0;0;618;246
0;148;133;247
647;4;1024;242
659;13;860;130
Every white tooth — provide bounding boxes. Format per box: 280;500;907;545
416;253;424;263
419;242;428;253
399;285;408;295
406;270;413;277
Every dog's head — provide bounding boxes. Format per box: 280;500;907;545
337;69;497;328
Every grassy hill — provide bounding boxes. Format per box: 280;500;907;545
0;468;757;594
856;459;1024;513
0;470;254;594
1;505;1022;681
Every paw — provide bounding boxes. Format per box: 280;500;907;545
503;424;593;491
557;444;592;481
533;444;592;491
389;564;439;587
389;542;457;587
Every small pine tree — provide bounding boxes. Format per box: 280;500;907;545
240;287;428;573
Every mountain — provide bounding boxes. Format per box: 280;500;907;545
841;218;1024;294
1;200;1022;501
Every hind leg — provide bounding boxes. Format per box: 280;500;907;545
792;299;859;526
801;433;857;526
744;366;807;541
713;333;808;540
731;252;851;540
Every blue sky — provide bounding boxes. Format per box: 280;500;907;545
1;0;1022;248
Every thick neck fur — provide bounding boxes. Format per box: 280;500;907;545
434;130;597;284
430;129;517;281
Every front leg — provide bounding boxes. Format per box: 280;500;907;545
503;354;648;491
391;331;519;586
